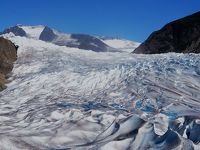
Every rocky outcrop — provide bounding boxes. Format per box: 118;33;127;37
69;34;110;52
134;11;200;54
1;26;26;37
0;37;17;90
39;26;57;42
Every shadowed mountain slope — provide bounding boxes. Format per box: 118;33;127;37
134;11;200;54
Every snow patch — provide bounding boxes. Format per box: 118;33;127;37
21;25;45;39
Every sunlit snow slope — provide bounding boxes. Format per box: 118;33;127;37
21;25;45;39
101;38;140;53
0;33;200;149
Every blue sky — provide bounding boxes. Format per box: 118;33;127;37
1;0;200;42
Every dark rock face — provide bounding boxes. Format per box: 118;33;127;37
68;34;109;52
39;26;57;42
0;37;17;90
134;11;200;54
1;26;26;37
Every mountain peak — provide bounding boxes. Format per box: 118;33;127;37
2;25;27;37
1;25;113;52
1;25;46;39
1;25;139;52
39;26;58;42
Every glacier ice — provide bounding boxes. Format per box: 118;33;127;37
0;34;200;149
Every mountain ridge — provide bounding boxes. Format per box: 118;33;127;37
1;25;139;52
133;11;200;54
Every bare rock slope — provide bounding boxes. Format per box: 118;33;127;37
134;11;200;54
0;37;17;90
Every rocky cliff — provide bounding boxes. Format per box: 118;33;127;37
134;11;200;54
0;37;17;90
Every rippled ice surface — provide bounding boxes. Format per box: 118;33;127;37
0;35;200;149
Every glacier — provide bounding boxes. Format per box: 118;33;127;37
0;33;200;149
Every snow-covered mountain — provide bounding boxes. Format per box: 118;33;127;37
100;37;140;53
1;25;139;52
0;26;200;149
